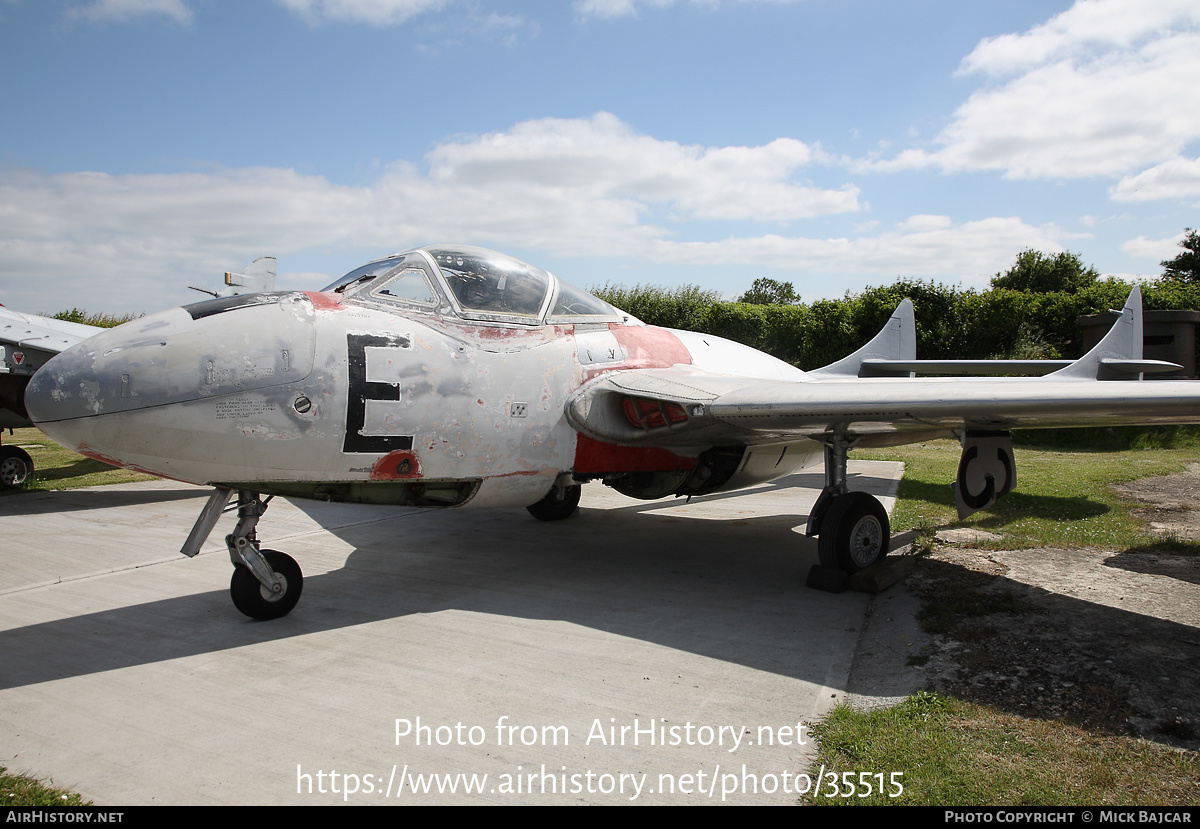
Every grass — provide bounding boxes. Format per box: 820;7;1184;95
805;438;1200;805
805;693;1200;806
1;766;90;807
857;439;1200;553
2;426;156;496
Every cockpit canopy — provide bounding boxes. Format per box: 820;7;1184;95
322;245;624;325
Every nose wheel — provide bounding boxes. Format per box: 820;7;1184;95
231;549;303;621
183;488;305;620
224;493;305;621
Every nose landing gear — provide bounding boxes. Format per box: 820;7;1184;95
183;488;304;620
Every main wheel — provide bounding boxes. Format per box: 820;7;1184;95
0;446;33;488
817;492;890;573
230;550;303;621
526;485;582;521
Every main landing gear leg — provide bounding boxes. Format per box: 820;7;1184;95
181;488;304;620
806;437;890;574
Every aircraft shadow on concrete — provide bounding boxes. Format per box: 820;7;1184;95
0;485;206;514
1;475;868;692
1104;549;1200;585
3;470;1192;735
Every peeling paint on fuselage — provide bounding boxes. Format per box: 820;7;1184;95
26;287;812;509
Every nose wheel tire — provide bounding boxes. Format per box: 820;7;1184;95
0;446;33;488
817;492;890;573
230;549;303;620
526;484;582;521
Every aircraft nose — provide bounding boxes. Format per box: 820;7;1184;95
26;292;319;442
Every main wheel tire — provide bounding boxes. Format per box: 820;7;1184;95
526;485;582;521
817;492;890;574
230;550;303;621
0;446;33;488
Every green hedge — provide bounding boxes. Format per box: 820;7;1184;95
593;279;1200;370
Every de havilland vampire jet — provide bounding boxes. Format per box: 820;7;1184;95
22;244;1200;620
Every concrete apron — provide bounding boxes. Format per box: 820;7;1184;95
0;461;902;805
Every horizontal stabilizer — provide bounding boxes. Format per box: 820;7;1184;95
1097;358;1182;375
860;359;1072;376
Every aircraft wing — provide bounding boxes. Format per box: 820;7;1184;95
566;287;1200;450
0;306;97;361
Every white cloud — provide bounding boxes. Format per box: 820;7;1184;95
1;115;1060;311
0;166;365;311
864;0;1200;182
277;0;451;26
1121;230;1187;260
465;12;538;45
408;9;540;50
574;0;793;20
896;214;952;233
67;0;193;25
1111;156;1200;201
574;0;640;19
425;113;857;224
0;167;364;249
648;216;1063;288
960;0;1199;76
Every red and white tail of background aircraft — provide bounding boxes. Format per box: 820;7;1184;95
16;245;1200;620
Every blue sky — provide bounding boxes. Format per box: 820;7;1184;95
1;0;1198;314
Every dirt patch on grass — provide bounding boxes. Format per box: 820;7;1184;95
1112;462;1200;543
912;465;1200;751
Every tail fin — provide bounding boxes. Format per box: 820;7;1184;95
224;256;277;294
1049;287;1179;380
810;299;916;378
189;256;278;298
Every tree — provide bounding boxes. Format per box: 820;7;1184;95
990;249;1099;294
1161;228;1200;283
739;277;799;305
